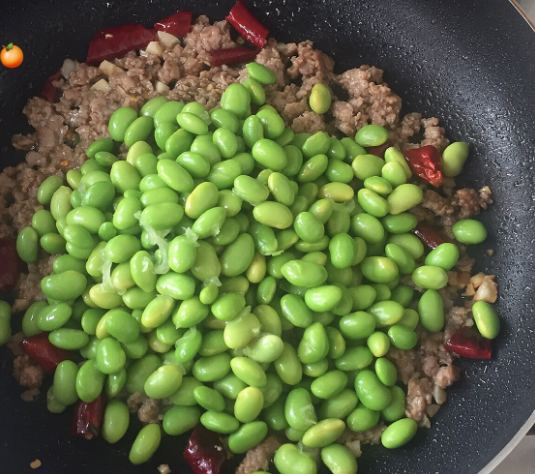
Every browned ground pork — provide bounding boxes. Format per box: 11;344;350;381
1;13;497;473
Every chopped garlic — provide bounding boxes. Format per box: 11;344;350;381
99;60;124;77
157;31;180;49
90;79;111;92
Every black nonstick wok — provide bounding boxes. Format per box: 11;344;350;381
1;0;535;473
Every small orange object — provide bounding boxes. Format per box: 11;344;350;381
1;43;23;68
60;160;69;167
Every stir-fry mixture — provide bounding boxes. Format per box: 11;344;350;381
0;2;500;473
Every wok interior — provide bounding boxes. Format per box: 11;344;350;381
1;0;535;473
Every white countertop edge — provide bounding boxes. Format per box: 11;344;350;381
478;409;535;474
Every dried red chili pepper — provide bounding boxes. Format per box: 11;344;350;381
0;238;22;292
226;0;269;49
86;24;156;65
211;48;260;67
413;221;451;250
404;145;445;187
184;425;227;474
20;333;72;374
72;393;106;439
445;326;492;359
154;11;192;37
40;71;61;103
367;141;391;159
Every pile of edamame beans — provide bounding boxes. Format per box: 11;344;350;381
5;60;499;473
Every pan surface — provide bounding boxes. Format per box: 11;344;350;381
1;0;535;473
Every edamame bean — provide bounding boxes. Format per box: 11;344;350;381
96;337;126;374
387;184;423;215
302;418;346;448
228;421;269;454
472;301;500;339
102;399;130;444
334;346;373;371
351;213;385;244
381;418;418;449
200;411;240;434
285;388;317;431
346;405;380;432
418;289;444;331
163;406;201;436
321;444;358;474
442;141;469;177
37;175;64;205
412;265;448;290
234;386;264;422
367;331;390;357
192;353;231;382
230;356;267;387
354;370;392;411
252;139;288;171
76;360;105;402
310;371;347;399
298;322;330;364
41;270;87;301
52;360;79;405
387;325;418;350
109;107;137;141
221;83;251;118
304;285;343;312
274;443;317;474
361;256;399;283
452;219;487;244
129;424;162;465
274;343;303;385
309;83;331;115
318;389;358;421
17;227;39;263
352;154;385;180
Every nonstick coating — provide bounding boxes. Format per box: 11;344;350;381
1;0;535;473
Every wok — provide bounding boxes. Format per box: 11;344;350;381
1;0;535;473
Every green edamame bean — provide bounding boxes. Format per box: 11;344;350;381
104;234;141;264
425;243;459;271
348;285;376;312
224;310;261;349
22;301;47;337
246;62;276;84
334;346;373;371
285;388;317;431
200;410;240;434
304;286;343;312
297;154;329;183
37;175;63;205
357;188;389;217
382;213;418;234
242;76;266;106
281;260;328;288
41;271;86;301
144;364;183;399
318;389;357;420
346;404;380;432
418;289;444;331
385;243;416;275
412;265;448;290
252;139;288;171
191;241;221;281
243;334;284;364
367;300;404;327
163;405;201;436
321;444;358;474
280;294;313;328
293;212;324;243
382;385;406;422
351;213;385;244
387;184;423;215
256;109;285;139
108;107;137;141
329;233;356;269
173;297;208;328
96;337;126;375
52;360;79;405
76;360;105;402
387;325;418;350
192;353;231;382
355;124;388;147
360;256;399;283
381;418;418;449
230;357;266;387
310;371;347;399
472;301;500;339
274;443;317;474
124;116;153;147
298;322;330;364
83;181;115;210
49;329;89;350
388;233;424;259
16;227;38;263
352;154;385;180
221;83;251;118
367;331;390;357
442;141;469;177
302;418;346;448
452;219;487;244
253;201;293;229
37;303;72;332
309;83;331;114
40;233;65;254
274;343;303;385
157;159;194;193
375;357;397;386
168;236;197;273
32;209;57;237
129;424;162;465
102;399;130;445
228;421;268;454
233;386;264;423
354;370;392;411
397;308;419;330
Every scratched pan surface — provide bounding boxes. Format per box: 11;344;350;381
1;0;535;473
